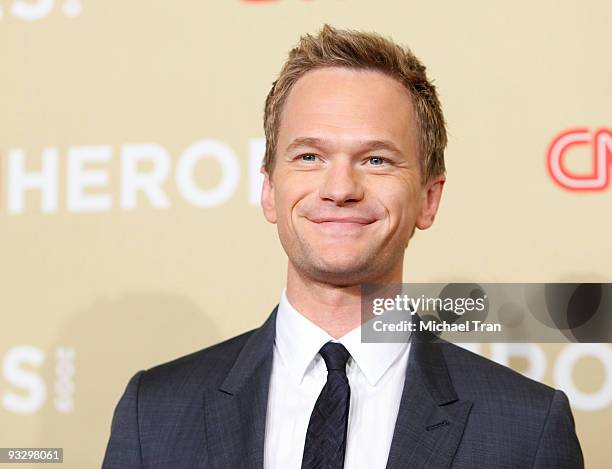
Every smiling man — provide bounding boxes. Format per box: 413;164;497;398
103;25;583;469
260;65;443;341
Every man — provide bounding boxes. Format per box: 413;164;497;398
103;25;583;468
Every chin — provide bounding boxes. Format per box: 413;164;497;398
316;247;365;265
310;255;374;281
308;267;371;286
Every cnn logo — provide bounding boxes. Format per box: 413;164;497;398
547;128;612;191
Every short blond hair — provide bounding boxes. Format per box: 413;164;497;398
263;24;447;182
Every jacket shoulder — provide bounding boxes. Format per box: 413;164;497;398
437;343;582;467
440;342;555;402
138;328;256;395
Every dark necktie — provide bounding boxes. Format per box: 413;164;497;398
301;341;352;469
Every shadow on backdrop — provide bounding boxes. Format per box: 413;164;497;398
36;291;220;469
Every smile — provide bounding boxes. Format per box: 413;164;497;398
307;217;377;236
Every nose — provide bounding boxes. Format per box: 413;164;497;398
318;159;364;205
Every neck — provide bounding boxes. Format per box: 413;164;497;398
285;261;404;339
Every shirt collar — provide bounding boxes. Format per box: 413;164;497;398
275;288;409;386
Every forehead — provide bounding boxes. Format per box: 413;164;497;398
278;67;417;152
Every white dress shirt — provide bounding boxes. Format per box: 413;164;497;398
264;289;411;469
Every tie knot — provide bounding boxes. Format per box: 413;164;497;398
319;342;351;373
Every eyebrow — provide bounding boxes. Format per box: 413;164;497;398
284;137;402;155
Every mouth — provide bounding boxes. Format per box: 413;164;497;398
310;216;376;224
306;216;378;235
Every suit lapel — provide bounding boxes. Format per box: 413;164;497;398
203;307;473;469
204;307;277;469
386;334;473;469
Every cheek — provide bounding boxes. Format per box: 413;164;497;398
375;182;420;224
274;183;308;227
276;174;317;210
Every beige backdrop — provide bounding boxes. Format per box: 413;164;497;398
1;1;611;467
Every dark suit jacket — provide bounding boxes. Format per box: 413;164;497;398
102;306;584;468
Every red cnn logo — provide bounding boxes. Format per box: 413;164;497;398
547;128;612;191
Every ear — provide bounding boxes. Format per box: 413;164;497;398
260;166;277;224
415;174;445;230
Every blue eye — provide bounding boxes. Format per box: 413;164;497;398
369;156;386;165
301;154;317;162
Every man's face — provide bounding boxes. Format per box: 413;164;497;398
261;67;444;286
